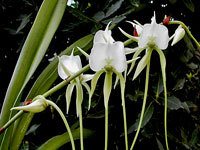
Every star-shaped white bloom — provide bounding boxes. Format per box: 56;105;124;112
58;51;93;82
89;22;127;72
138;12;169;50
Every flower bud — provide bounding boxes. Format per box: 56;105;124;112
163;16;171;25
171;25;185;46
11;97;48;113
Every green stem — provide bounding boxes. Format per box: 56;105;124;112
46;100;75;150
79;107;84;150
105;107;109;150
130;61;150;150
122;99;128;150
163;73;169;150
169;21;200;48
0;110;23;134
0;65;90;135
43;64;90;97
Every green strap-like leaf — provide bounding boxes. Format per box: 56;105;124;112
0;0;68;147
9;35;93;150
88;70;104;110
103;71;113;110
38;128;94;150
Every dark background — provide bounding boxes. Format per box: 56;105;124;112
0;0;200;149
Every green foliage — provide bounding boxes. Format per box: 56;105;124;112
0;0;200;150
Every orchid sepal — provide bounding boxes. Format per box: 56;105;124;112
128;47;147;75
103;71;113;110
133;49;153;80
88;70;104;110
65;83;75;114
118;27;139;42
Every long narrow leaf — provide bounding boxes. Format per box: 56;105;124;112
38;128;94;150
9;34;93;149
0;0;68;147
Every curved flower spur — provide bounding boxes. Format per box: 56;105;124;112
58;50;93;150
120;12;170;150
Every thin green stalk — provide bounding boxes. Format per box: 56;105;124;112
43;64;90;97
154;47;169;150
105;107;109;150
163;79;169;150
0;65;90;136
46;100;75;150
169;21;200;48
113;70;128;150
122;99;128;150
130;61;150;150
0;110;23;134
79;107;84;150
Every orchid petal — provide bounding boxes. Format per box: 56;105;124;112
94;22;114;44
119;27;139;42
77;46;89;59
89;43;108;72
65;83;75;114
104;71;113;109
138;13;169;50
125;47;140;55
110;42;127;72
76;82;83;117
58;54;82;80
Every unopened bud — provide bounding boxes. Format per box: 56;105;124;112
171;25;185;46
163;16;171;25
11;97;48;113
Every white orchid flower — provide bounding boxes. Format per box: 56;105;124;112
89;22;127;73
138;12;169;50
58;50;93;82
58;50;93;150
58;50;93;114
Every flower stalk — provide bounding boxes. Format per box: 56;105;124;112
130;56;151;150
46;100;76;150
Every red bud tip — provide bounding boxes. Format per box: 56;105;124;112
133;26;139;37
24;100;32;106
163;16;171;25
0;127;5;134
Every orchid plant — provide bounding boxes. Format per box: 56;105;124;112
58;50;93;150
78;22;129;150
0;2;199;150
